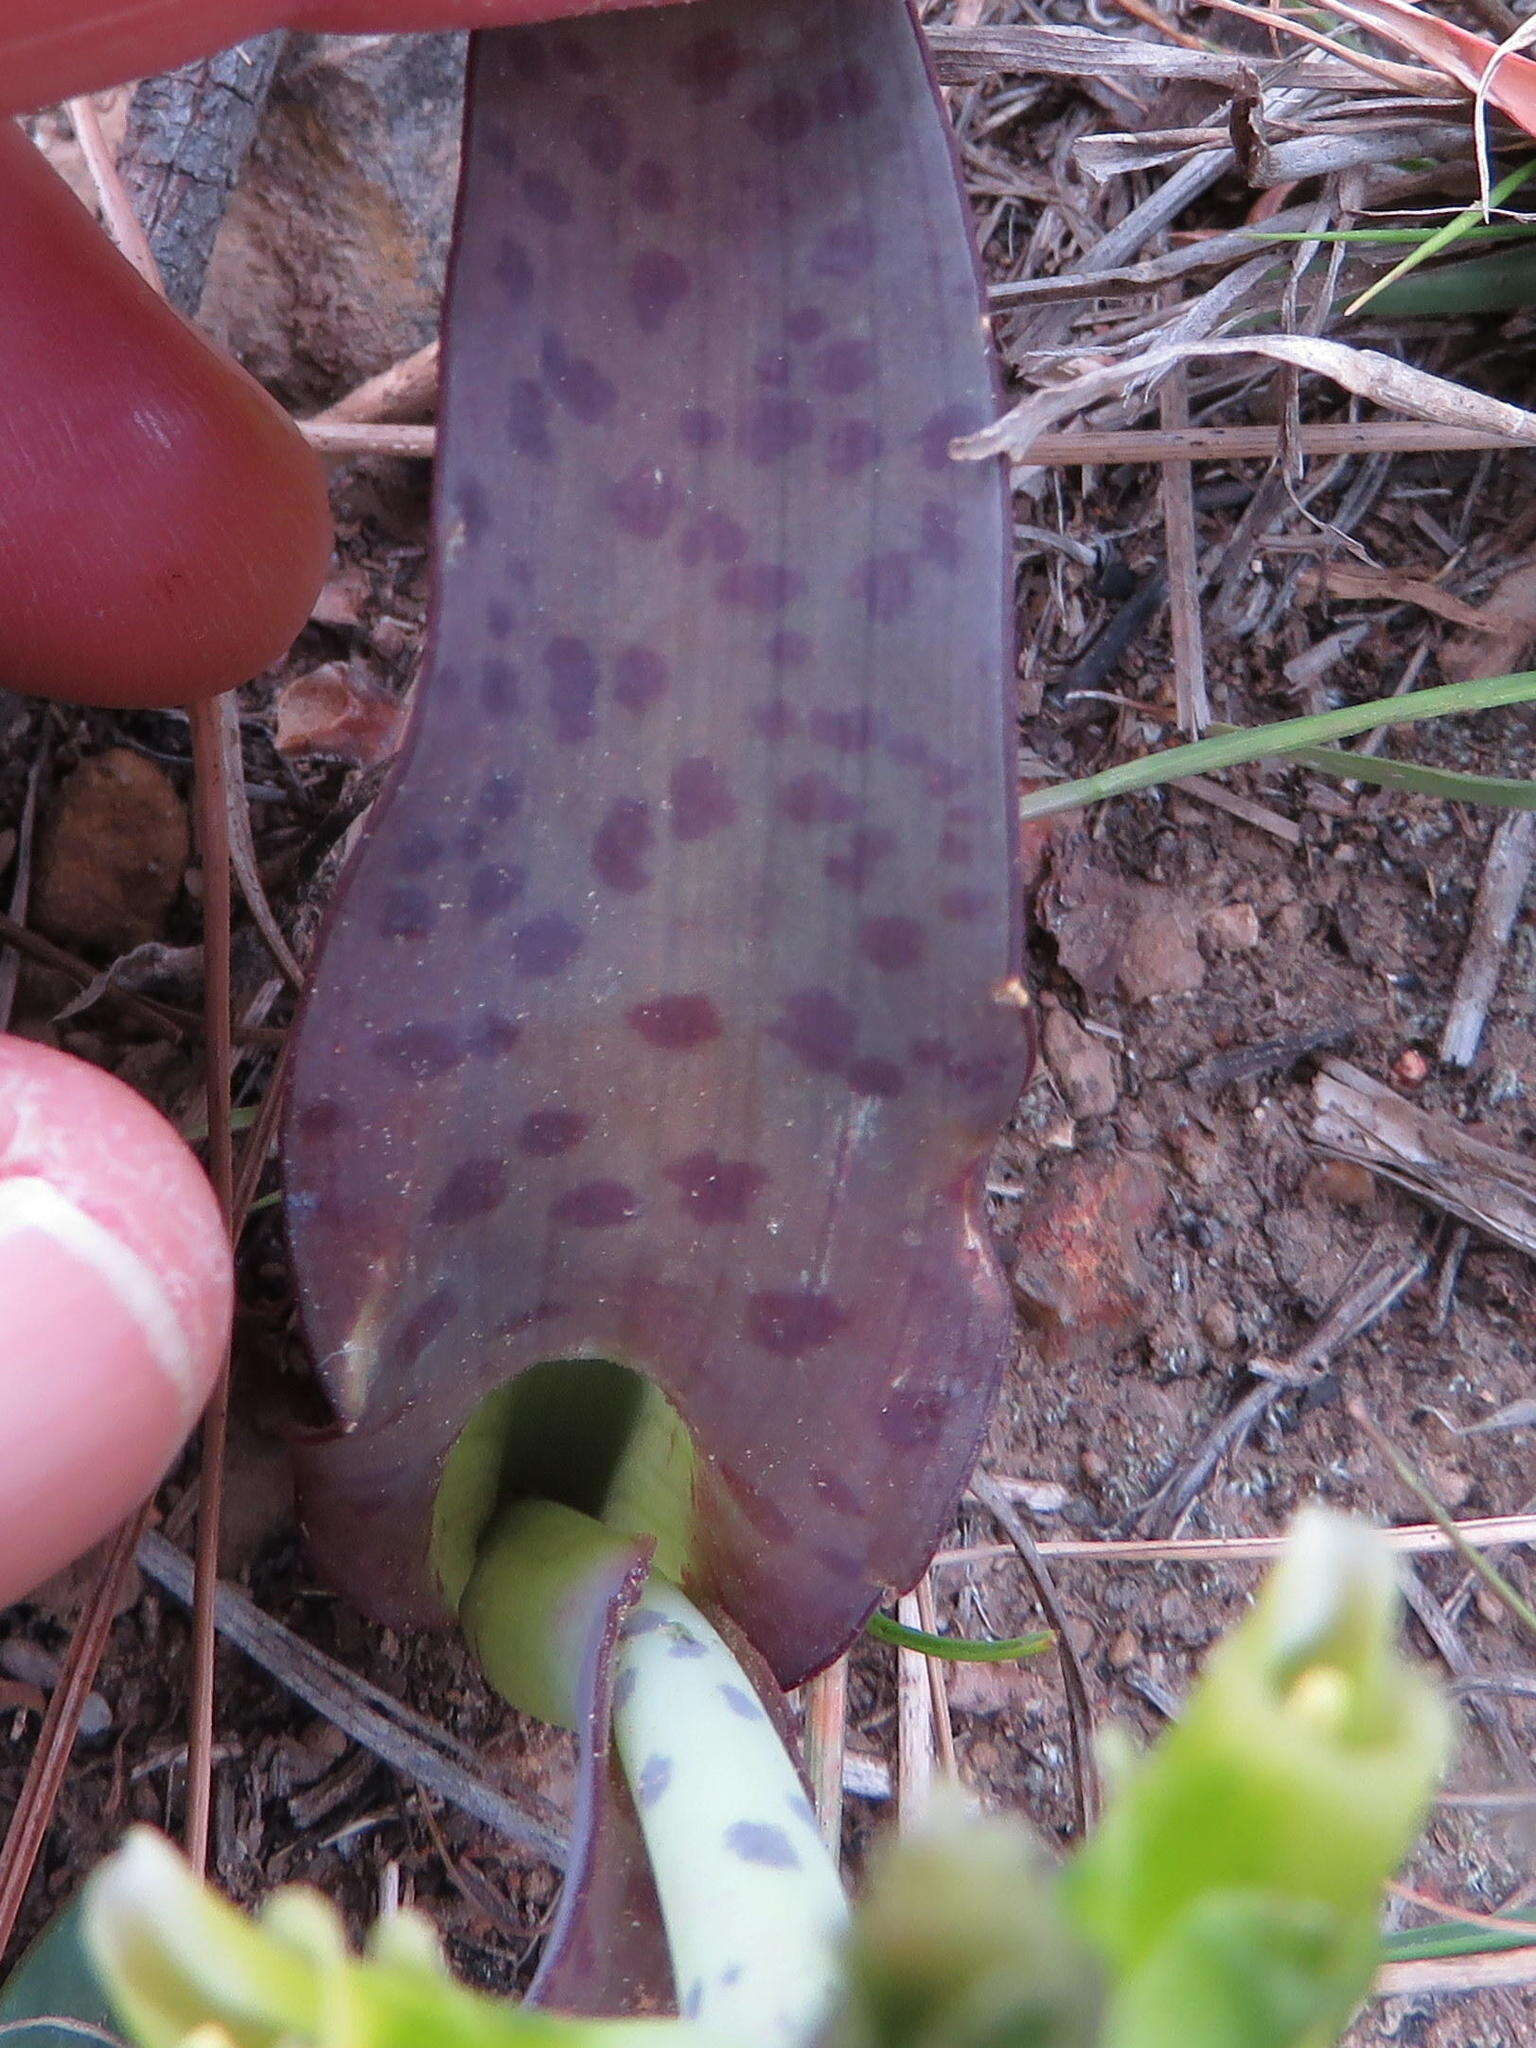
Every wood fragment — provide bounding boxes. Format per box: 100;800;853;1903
1178;770;1302;845
1186;1018;1354;1090
1159;365;1210;735
802;1658;849;1852
1313;1056;1536;1255
300;417;1536;468
136;1531;567;1864
118;35;286;316
1440;811;1536;1066
895;1589;934;1831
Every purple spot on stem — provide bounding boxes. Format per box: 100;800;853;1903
395;827;444;874
786;306;826;345
824;825;896;892
495;237;533;304
940;887;990;922
921;500;964;570
748;87;811;145
817;62;879;122
481;657;520;716
552;1179;639;1228
431;1158;509;1225
467;1013;521;1059
754;348;793;389
751;697;800;741
670;757;736;840
847;1055;906;1098
479;769;522;823
511;913;584;975
390;1286;458;1369
518;1108;587;1156
812;219;875;278
627;993;723;1050
637;1755;672;1806
593;798;653;893
766;630;811;670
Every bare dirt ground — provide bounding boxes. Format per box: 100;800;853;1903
4;9;1536;2042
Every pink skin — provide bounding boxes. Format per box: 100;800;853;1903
0;1036;231;1607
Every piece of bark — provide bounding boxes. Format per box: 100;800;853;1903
1312;1056;1536;1257
119;34;286;317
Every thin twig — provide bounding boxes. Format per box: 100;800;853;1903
969;1471;1099;1833
895;1590;935;1830
1440;811;1536;1066
65;97;159;282
933;1510;1536;1570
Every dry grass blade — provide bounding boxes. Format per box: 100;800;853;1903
801;1658;850;1851
958;335;1536;467
924;23;1264;91
969;1471;1099;1832
933;1511;1536;1570
1376;1950;1536;1993
1313;1057;1536;1256
215;695;305;990
895;1589;936;1830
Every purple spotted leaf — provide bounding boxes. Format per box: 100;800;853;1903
285;0;1030;1687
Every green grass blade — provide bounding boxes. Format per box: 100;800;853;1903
1381;1921;1536;1962
1346;159;1536;316
866;1613;1052;1661
1019;671;1536;822
1284;745;1536;809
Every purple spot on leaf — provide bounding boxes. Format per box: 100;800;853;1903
826;418;882;478
766;630;811;670
542;331;616;423
390;1286;458;1369
717;562;802;612
613;644;668;712
467;1013;521;1059
518;1108;587;1156
593;798;653;893
748;87;811;146
754;349;793;389
679;407;724;449
511;913;584;976
746;1290;844;1358
860;551;915;622
479;769;522;823
824;825;896;892
629;248;691;334
467;863;525;919
545;636;598;742
879;1389;947;1448
664;1151;767;1225
296;1098;346;1140
816;62;879;122
921;500;963;570
552;1179;639;1228
680;510;748;567
634;157;678;213
608;462;679;541
742;396;814;463
481;657;520;716
812;219;876;278
672;29;743;101
776;772;858;825
627;992;723;1050
859;915;926;971
507;378;552;461
939;829;974;864
573;94;628;174
785;305;826;344
769;988;856;1073
815;338;875;395
520;169;572;223
751;697;800;740
431;1158;509;1226
720;1684;760;1720
670;757;736;840
379;886;435;940
495;237;533;304
847;1055;906;1098
941;887;990;922
395;827;444;874
808;705;877;753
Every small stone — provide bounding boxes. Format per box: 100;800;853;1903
1303;1160;1377;1209
1201;1299;1240;1350
1392;1048;1431;1089
34;749;189;955
1107;1628;1139;1672
1079;1447;1108;1484
1042;1008;1119;1118
1117;901;1205;1003
1040;1115;1077;1152
1202;900;1261;952
1012;1154;1166;1366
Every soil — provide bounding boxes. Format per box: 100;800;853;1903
5;13;1536;2045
